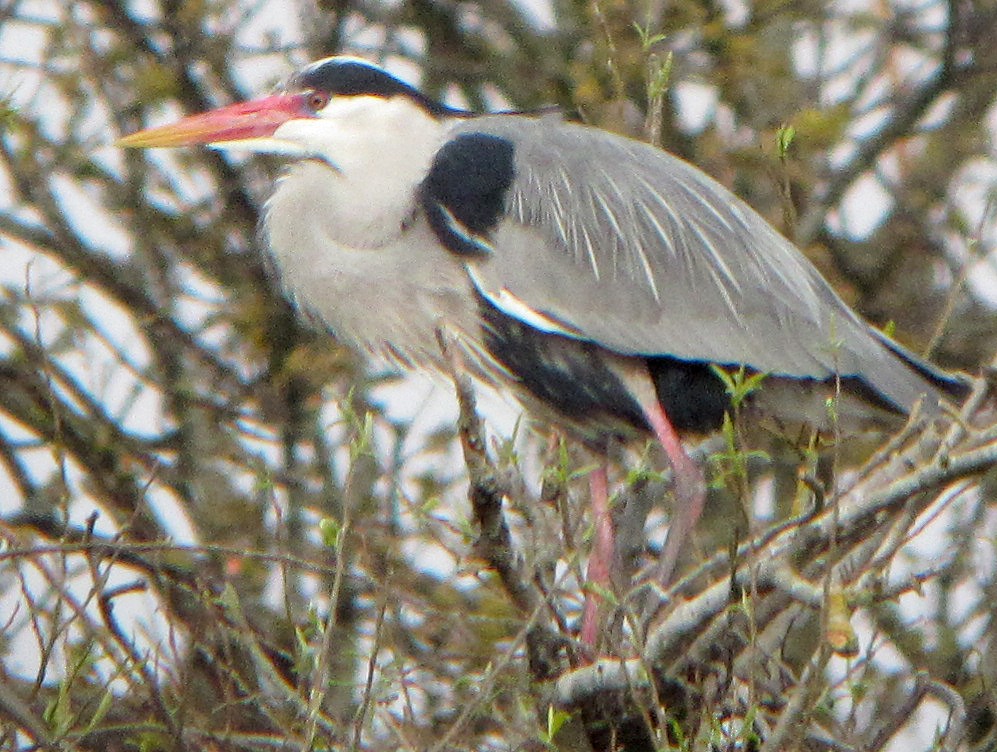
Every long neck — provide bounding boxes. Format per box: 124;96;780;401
262;104;478;366
269;97;452;249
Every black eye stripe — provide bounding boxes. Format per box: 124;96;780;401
292;59;459;118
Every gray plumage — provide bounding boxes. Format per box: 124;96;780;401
457;114;950;416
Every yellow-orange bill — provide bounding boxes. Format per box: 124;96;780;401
116;93;307;148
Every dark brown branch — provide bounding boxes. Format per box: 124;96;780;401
436;330;537;618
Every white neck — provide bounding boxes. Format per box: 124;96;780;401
268;96;451;248
262;97;478;366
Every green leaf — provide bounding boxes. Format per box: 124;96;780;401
82;684;115;735
582;580;618;606
0;91;19;132
43;684;72;737
647;51;673;101
540;705;573;745
710;365;768;408
216;582;243;618
825;395;839;425
319;517;342;549
568;462;601;482
420;495;443;514
777;124;796;158
632;22;668;50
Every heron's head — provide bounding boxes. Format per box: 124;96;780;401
117;57;458;165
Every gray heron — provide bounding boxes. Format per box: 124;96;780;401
119;56;968;646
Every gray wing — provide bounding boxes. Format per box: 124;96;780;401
440;115;940;411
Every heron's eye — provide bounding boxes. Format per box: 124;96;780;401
305;90;330;112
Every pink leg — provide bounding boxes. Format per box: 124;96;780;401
580;464;613;647
642;401;707;586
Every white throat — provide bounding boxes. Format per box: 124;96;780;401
262;97;477;366
268;96;451;248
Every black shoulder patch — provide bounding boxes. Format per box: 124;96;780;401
420;133;516;257
294;59;453;117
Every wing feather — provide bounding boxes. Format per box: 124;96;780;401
441;115;947;412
